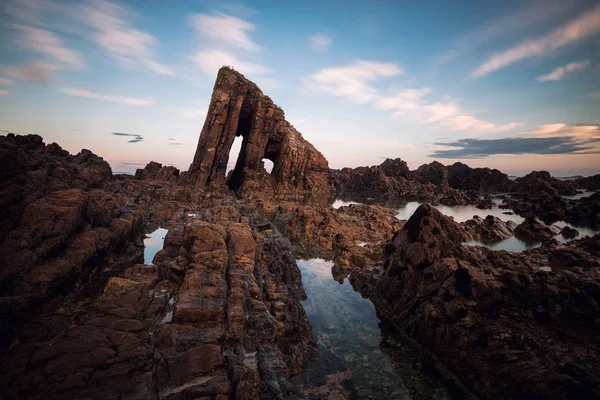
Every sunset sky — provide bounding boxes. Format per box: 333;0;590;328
1;0;599;176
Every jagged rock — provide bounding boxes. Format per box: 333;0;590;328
182;67;334;196
364;204;600;399
462;215;515;243
575;174;600;190
515;216;559;242
333;166;403;198
379;158;410;179
415;161;449;187
135;161;179;182
513;170;579;196
447;162;512;192
559;225;579;239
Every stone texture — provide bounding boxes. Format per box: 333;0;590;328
182;67;334;196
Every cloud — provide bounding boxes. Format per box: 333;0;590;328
434;0;578;71
305;60;520;134
374;87;520;134
432;137;599;158
62;87;155;106
0;90;9;96
304;60;403;104
111;132;144;143
310;33;332;51
121;161;147;166
194;49;272;76
17;25;84;68
3;61;57;83
537;59;590;81
432;123;600;158
191;13;260;51
82;0;173;75
524;123;600;140
0;78;12;85
473;4;600;78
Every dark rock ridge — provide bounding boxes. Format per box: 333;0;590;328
135;161;180;182
181;67;334;196
363;204;600;399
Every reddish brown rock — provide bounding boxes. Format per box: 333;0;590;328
135;161;179;182
182;67;334;196
361;204;600;399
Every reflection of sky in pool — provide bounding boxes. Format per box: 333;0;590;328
144;228;168;264
297;259;451;399
297;259;413;399
333;197;599;252
395;202;525;224
561;190;597;200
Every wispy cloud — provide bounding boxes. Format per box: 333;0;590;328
537;59;590;81
304;60;403;104
194;48;272;76
17;25;84;68
305;60;520;134
433;0;577;71
0;78;13;85
62;87;155;106
191;13;260;51
112;132;144;143
473;3;600;78
432;123;600;158
524;123;600;140
376;90;520;134
432;136;599;158
81;0;173;75
0;90;9;96
310;33;332;51
3;61;57;83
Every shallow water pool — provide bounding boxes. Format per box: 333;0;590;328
144;228;168;264
296;258;450;399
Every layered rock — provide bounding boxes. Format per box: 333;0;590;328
362;204;600;399
447;162;512;192
182;67;334;196
135;161;180;182
512;170;579;196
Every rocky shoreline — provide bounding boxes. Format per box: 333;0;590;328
1;68;599;399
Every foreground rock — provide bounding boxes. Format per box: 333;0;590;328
361;204;600;399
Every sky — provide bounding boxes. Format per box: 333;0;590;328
0;0;599;177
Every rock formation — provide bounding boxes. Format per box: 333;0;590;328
135;161;180;182
364;205;600;399
182;67;334;196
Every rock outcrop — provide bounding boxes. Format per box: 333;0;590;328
182;67;334;196
135;161;180;182
361;204;600;399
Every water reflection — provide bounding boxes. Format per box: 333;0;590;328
296;259;450;399
561;190;596;200
395;202;525;224
463;237;541;252
144;228;168;264
553;221;600;242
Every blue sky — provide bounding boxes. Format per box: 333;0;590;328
0;0;599;176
